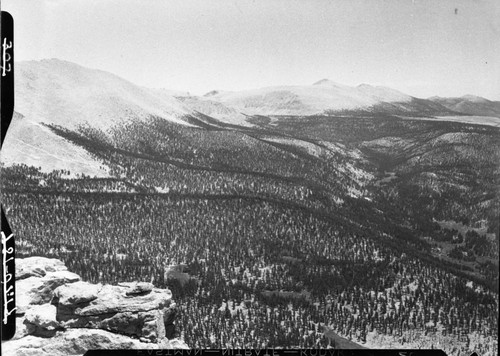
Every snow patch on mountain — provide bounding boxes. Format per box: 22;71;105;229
459;94;490;103
1;112;109;177
205;80;412;116
16;59;194;130
356;84;411;103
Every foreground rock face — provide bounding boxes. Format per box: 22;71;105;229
4;257;188;356
16;257;81;314
4;328;188;356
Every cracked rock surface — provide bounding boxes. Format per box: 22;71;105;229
4;257;188;356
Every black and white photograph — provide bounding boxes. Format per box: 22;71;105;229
1;0;499;355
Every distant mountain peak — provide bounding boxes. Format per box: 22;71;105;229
429;94;500;117
460;94;489;103
15;59;194;131
312;79;346;87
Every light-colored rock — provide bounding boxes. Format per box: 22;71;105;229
17;266;47;280
16;257;81;315
65;283;171;315
25;304;60;330
24;304;62;337
2;329;188;356
121;281;154;296
8;256;186;354
16;271;81;314
17;257;68;275
53;281;100;305
163;338;189;349
53;282;172;342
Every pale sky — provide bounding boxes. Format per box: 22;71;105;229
3;0;500;99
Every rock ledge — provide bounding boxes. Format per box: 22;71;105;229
4;257;188;356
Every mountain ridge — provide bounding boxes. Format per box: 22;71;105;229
428;95;500;118
13;59;498;119
3;59;498;178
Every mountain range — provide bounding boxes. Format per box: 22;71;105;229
2;59;499;176
201;79;453;116
429;95;500;118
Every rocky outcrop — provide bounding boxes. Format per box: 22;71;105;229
4;257;188;356
16;257;81;314
164;264;192;286
4;329;188;356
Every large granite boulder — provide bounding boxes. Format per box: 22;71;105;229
4;257;188;356
16;257;81;314
52;281;173;342
24;304;63;337
16;257;68;280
